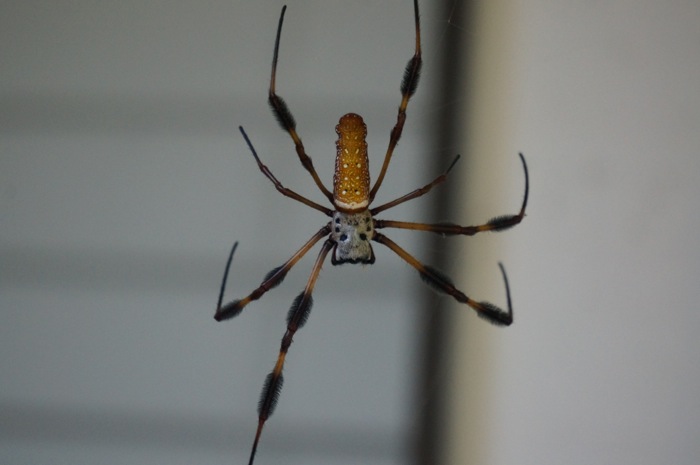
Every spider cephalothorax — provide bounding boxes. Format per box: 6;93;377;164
214;2;529;464
330;209;375;264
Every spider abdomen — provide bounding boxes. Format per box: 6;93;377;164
333;113;370;212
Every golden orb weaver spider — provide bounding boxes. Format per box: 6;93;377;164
215;1;529;464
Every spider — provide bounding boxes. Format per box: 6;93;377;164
215;1;528;464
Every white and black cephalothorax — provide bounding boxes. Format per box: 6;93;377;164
331;208;375;264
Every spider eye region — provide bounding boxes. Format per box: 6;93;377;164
331;210;375;264
333;113;370;212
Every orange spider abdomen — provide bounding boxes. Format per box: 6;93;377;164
333;113;370;212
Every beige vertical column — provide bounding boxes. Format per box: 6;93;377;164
441;1;520;464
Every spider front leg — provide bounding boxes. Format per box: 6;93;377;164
214;226;331;321
247;239;334;465
373;233;514;326
369;0;423;202
374;152;529;236
267;6;333;202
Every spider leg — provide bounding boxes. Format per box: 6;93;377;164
239;126;333;215
214;226;331;321
247;239;334;465
369;0;422;203
374;153;529;235
373;232;513;326
267;6;334;203
371;155;460;215
215;240;238;313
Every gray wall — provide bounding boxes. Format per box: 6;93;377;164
1;1;440;464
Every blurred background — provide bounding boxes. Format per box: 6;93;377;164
2;1;699;465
